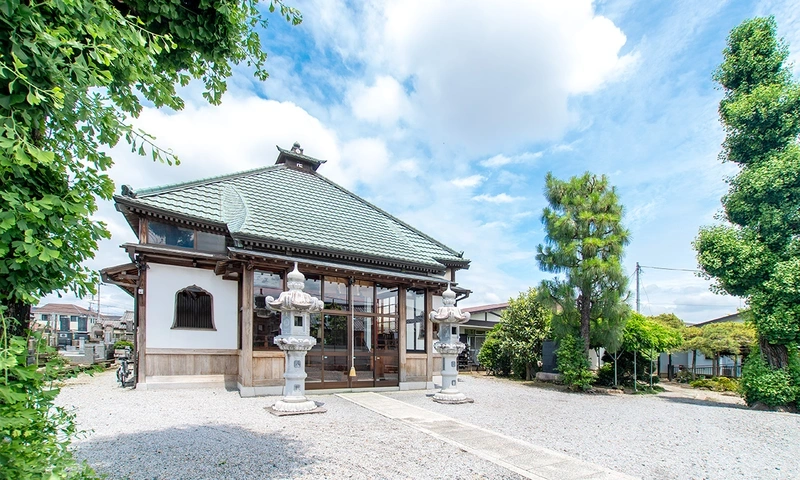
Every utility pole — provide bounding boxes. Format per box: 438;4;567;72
634;262;641;392
635;262;640;314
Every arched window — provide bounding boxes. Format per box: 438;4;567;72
172;285;215;330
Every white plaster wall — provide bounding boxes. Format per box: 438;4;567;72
146;263;238;349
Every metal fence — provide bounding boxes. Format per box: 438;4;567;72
690;365;741;378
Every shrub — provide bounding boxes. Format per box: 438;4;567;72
0;318;99;478
689;377;740;392
477;335;511;376
740;345;800;407
556;335;594;390
113;339;134;350
595;362;615;387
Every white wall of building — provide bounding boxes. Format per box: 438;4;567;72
146;263;238;349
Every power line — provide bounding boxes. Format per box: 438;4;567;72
638;265;702;273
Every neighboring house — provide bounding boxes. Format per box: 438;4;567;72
460;303;508;364
101;143;471;396
92;310;135;345
32;303;95;348
659;312;743;377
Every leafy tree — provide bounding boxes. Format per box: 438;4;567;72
694;17;800;401
536;172;631;354
493;288;551;380
681;326;703;376
623;313;684;359
1;318;100;478
684;321;756;376
477;327;511;376
0;0;302;336
649;313;685;330
602;312;683;387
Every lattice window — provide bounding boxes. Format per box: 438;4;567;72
172;285;215;330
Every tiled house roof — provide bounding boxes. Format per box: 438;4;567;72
33;303;94;316
116;153;469;273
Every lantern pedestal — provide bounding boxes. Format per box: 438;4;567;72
271;336;318;413
433;341;473;404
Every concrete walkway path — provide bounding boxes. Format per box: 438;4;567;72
337;392;637;480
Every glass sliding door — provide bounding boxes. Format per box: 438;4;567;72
306;276;350;390
306;278;401;389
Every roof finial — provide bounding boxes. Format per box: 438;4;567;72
291;142;303;154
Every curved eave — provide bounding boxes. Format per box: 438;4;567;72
234;234;448;275
115;196;229;236
228;248;453;290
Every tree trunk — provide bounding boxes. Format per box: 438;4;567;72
578;293;590;353
759;336;789;369
691;350;697;380
526;362;533;381
2;300;31;338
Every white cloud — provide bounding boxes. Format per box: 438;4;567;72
472;193;522;203
451;175;485;188
480;151;542;168
346;75;411;125
301;0;635;154
481;155;512;167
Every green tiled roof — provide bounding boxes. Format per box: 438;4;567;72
118;165;469;271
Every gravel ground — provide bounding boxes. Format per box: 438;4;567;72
57;371;800;480
387;373;800;480
56;371;521;480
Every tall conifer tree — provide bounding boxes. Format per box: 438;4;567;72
695;17;800;404
536;172;630;354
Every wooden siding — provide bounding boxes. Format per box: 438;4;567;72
145;350;238;377
405;353;428;381
253;352;285;386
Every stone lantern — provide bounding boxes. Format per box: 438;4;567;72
265;263;325;414
429;285;473;404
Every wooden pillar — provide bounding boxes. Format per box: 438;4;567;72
398;286;407;382
138;218;149;243
136;266;147;384
425;289;434;381
239;265;254;388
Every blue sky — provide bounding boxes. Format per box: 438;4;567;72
41;0;800;323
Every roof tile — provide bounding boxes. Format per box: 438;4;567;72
124;165;468;269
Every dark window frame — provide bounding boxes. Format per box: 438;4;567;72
253;269;285;351
405;288;427;353
146;220;227;253
172;285;216;330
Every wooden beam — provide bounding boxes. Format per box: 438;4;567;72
398;286;406;383
138;217;148;243
136;266;147;386
239;264;254;388
425;288;434;382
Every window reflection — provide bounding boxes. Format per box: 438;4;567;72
432;295;443;340
147;221;194;248
324;314;348;351
253;270;284;350
353;280;374;313
406;288;426;352
323;276;349;311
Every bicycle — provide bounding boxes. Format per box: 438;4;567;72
115;348;135;387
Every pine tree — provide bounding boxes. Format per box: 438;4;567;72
536;172;631;354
